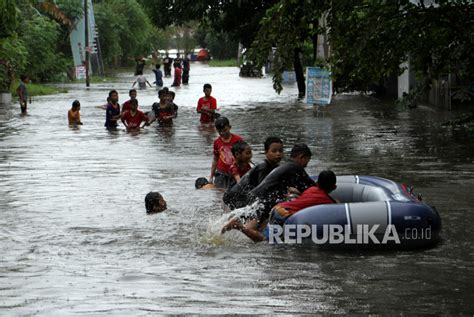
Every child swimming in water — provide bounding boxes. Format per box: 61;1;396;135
195;177;217;190
145;192;167;213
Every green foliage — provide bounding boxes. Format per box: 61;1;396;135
18;15;69;82
195;24;239;60
95;0;158;66
208;59;239;67
249;0;326;93
10;79;68;96
56;0;83;21
248;0;474;97
140;0;275;47
0;0;17;38
0;36;28;91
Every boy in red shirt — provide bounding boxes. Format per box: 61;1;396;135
121;99;148;131
171;62;182;87
196;83;217;123
229;140;253;187
121;89;137;113
210;117;243;189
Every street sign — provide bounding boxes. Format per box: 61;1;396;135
305;67;332;105
75;65;86;80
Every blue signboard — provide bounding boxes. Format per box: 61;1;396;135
305;67;332;105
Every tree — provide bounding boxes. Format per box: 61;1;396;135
0;0;27;91
95;0;161;67
249;0;326;96
139;0;277;49
194;23;238;60
249;0;474;98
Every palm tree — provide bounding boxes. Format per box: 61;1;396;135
35;0;73;30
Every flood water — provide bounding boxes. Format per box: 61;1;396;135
1;63;473;314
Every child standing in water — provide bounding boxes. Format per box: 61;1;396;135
171;62;182;87
196;83;217;124
152;64;163;87
104;90;121;129
68;100;83;125
150;88;175;126
209;117;243;189
132;71;152;90
229;141;253;187
121;99;148;131
121;89;138;114
16;75;30;114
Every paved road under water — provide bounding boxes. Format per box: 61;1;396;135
0;64;473;314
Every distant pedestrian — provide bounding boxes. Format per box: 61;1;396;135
163;53;173;77
132;71;152;90
16;75;30;114
152;64;164;87
171;62;182;87
132;56;146;76
182;57;190;84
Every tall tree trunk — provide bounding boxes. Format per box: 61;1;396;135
294;47;305;98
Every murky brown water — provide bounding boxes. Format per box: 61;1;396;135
1;64;473;314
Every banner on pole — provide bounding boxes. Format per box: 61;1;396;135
75;65;86;79
69;0;96;67
305;67;332;105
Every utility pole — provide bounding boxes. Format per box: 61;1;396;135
84;0;90;87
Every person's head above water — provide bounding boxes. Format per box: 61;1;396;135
195;177;209;189
203;83;212;97
145;192;167;213
71;100;80;111
158;88;169;99
290;143;312;168
108;90;119;103
264;136;283;165
231;140;252;164
317;170;337;192
215;116;231;138
129;89;137;99
195;177;216;190
130;99;138;111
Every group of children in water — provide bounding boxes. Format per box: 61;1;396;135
132;53;190;90
18;70;339;242
146;108;338;242
67;82;218;129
